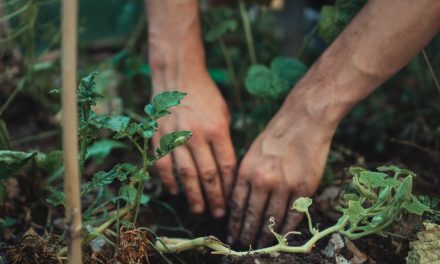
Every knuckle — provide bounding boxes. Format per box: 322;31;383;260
253;171;273;189
219;161;236;176
177;166;196;180
200;168;218;183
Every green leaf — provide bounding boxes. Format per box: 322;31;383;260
347;200;366;224
0;151;36;180
94;115;130;133
343;193;359;201
403;196;431;216
292;197;313;213
35;150;63;175
0;216;16;228
83;163;136;195
46;186;65;206
396;176;413;203
359;171;400;188
318;0;367;43
205;19;237;42
245;65;274;98
156;131;192;158
245;57;307;99
270;57;307;86
145;91;187;119
86;140;129;164
78;71;102;106
132;171;150;182
120;185;150;205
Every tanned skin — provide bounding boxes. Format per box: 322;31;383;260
146;0;440;247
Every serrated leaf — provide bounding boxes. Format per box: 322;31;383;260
86;139;129;164
46;186;65;206
83;163;136;195
156;131;192;158
292;197;313;213
347;200;366;224
145;91;187;119
403;197;431;216
0;151;36;180
407;222;440;264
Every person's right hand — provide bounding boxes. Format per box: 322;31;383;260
152;68;236;218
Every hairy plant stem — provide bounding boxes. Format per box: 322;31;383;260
238;0;257;65
155;217;349;256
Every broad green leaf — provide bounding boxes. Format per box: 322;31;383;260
270;57;307;87
0;151;36;180
396;176;413;203
94;115;130;133
403;197;431;216
292;197;313;213
245;65;274;98
156;131;192;158
35;150;63;175
359;171;400;188
347;200;366;224
348;166;367;177
86;140;129;164
352;176;377;201
120;185;150;205
145;91;187;119
245;57;307;99
376;165;401;175
46;186;65;206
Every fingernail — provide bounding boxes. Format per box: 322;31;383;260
191;204;203;214
227;235;234;244
213;208;225;218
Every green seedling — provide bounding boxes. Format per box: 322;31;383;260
155;165;433;256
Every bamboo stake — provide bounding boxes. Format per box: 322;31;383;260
61;0;82;263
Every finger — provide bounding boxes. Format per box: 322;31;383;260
239;186;269;247
227;175;249;244
173;146;205;214
189;141;225;218
280;196;305;236
211;129;237;198
153;132;178;195
256;189;290;248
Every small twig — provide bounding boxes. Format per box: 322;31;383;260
238;0;257;65
422;49;440;94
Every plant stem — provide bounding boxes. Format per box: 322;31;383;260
422;49;440;94
238;0;257;65
305;211;317;235
155;218;348;256
133;138;149;225
218;39;243;111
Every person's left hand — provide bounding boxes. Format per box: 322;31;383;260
227;102;336;248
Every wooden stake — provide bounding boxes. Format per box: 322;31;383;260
61;0;82;263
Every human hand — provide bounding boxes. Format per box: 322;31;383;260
152;70;236;218
227;93;336;247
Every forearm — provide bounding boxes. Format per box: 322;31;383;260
283;0;440;129
145;0;206;91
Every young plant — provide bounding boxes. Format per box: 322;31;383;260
154;165;433;256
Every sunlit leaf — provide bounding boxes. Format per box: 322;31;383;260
292;197;313;213
403;196;432;216
145;91;187;119
156;131;192;158
347;200;366;224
